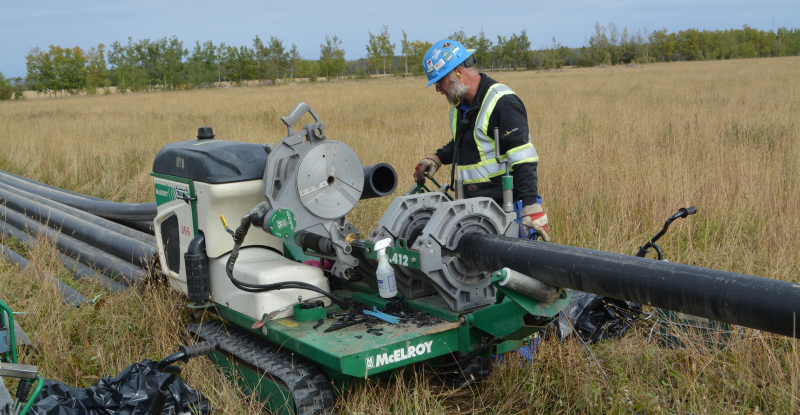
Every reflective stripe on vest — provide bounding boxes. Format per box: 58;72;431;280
448;84;539;184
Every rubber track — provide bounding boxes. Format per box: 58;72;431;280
188;321;333;415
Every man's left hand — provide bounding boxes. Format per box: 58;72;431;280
521;204;551;242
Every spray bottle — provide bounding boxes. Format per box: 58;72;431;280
374;238;398;298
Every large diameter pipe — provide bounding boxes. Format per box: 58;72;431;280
0;187;157;267
454;233;800;339
361;163;398;200
0;174;156;221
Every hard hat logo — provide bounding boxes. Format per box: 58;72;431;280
423;39;476;88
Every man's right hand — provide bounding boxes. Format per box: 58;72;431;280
414;154;441;184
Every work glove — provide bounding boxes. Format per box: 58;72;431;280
521;204;551;242
414;154;441;185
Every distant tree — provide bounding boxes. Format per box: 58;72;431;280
474;29;493;69
25;46;53;98
0;71;13;100
400;29;411;74
160;36;187;90
366;25;395;76
319;34;345;80
253;35;267;81
85;44;109;94
50;45;87;96
288;44;300;81
267;37;289;82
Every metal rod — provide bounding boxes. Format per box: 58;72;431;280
454;233;800;339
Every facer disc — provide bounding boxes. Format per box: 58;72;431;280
296;141;363;219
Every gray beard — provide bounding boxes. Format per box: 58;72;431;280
445;76;468;106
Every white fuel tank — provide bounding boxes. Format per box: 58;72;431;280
208;247;332;320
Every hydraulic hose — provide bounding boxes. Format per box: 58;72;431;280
0;181;156;245
454;233;800;339
0;207;149;284
1;219;126;292
0;173;157;221
224;206;349;309
0;242;89;307
0;187;157;266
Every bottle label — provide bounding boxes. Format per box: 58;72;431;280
388;274;396;292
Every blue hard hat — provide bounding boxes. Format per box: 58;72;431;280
423;39;475;88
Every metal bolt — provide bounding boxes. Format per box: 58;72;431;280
426;239;432;247
353;259;359;266
277;209;281;213
298;295;303;302
411;258;416;264
270;226;274;230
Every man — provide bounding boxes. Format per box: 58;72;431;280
414;39;551;241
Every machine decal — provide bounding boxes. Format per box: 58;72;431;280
366;340;433;369
154;183;190;206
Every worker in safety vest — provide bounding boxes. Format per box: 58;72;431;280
414;39;550;241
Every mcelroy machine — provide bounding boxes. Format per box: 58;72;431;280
146;103;800;415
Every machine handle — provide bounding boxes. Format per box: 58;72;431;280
280;102;323;136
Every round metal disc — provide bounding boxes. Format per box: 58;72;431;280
296;141;364;219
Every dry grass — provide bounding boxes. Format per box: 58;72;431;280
1;57;799;413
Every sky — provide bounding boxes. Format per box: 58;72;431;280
1;0;797;78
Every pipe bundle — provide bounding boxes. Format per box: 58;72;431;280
0;170;158;303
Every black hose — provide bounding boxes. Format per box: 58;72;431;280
224;211;349;309
0;207;149;284
0;174;157;221
1;218;126;292
0;242;89;307
0;181;156;244
0;187;157;267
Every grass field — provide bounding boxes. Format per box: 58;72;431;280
1;57;799;413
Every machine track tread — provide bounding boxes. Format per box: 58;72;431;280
188;320;333;415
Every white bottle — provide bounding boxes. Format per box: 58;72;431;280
374;238;398;298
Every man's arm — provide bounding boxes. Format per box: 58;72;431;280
435;139;456;165
492;99;540;206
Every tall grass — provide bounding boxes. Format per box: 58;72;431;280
1;57;798;413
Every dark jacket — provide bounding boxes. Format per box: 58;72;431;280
435;74;540;206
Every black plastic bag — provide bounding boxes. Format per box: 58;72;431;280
30;359;210;415
556;291;643;343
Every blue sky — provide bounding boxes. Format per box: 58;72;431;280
1;0;797;77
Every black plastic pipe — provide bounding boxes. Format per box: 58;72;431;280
0;243;89;307
1;219;128;292
0;170;106;201
0;174;157;221
0;182;156;246
0;187;157;267
0;207;149;284
361;163;398;200
454;233;800;339
56;252;129;292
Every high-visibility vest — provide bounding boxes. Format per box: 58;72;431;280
449;84;539;185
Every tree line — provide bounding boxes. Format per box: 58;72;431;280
9;23;799;99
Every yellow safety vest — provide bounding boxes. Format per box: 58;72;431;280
449;84;539;185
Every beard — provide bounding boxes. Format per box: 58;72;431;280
444;73;468;105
